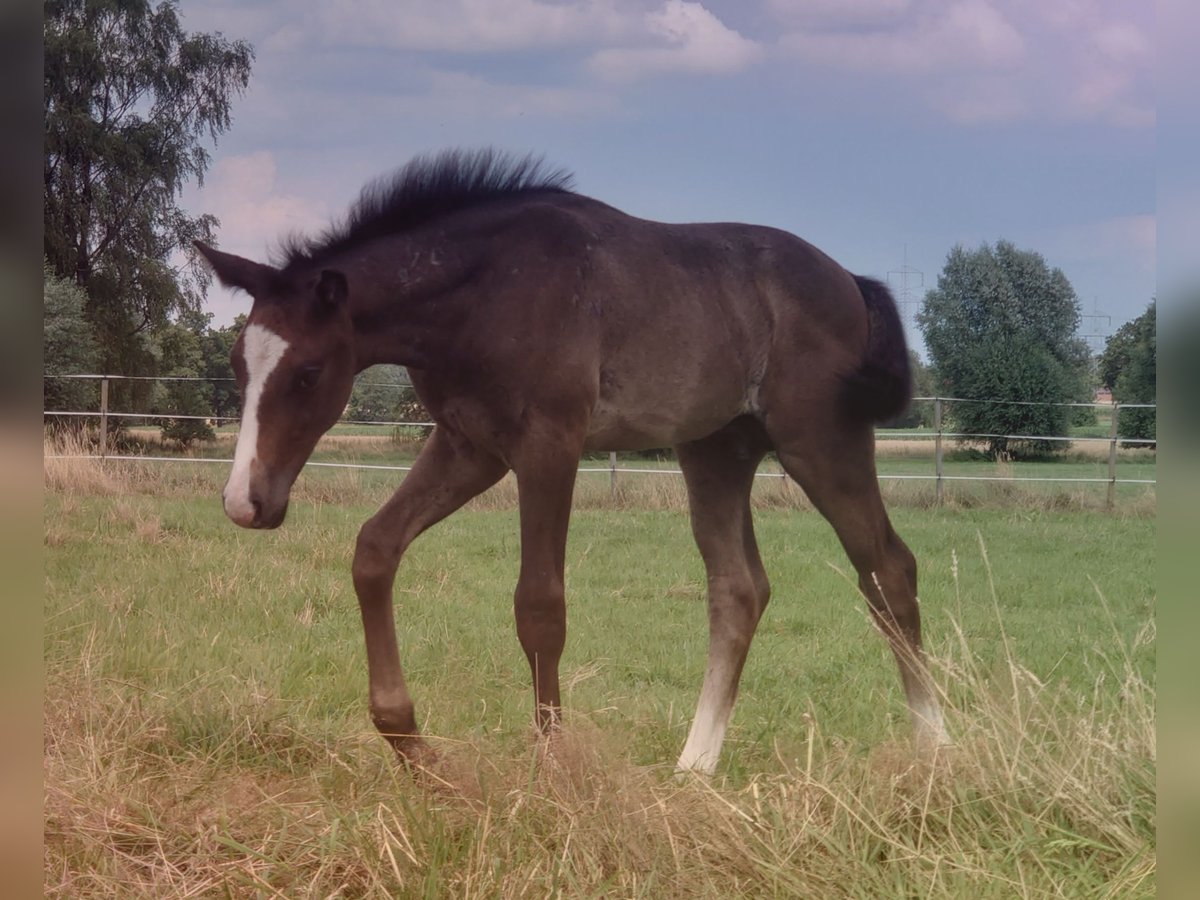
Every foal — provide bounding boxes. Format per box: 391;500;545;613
197;148;946;774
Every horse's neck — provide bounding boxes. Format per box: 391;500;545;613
348;236;481;370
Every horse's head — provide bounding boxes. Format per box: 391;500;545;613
195;242;357;529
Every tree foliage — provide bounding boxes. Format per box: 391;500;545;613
200;314;244;422
43;0;252;376
1101;301;1155;444
143;312;247;447
348;365;427;424
917;241;1091;458
147;308;214;447
1098;301;1155;389
44;261;101;422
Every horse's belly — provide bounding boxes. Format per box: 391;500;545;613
582;326;762;451
583;389;748;452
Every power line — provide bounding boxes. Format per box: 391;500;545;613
887;244;924;323
1079;297;1112;352
887;244;925;351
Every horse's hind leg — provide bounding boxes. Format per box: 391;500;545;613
772;416;947;749
352;426;506;765
675;423;771;775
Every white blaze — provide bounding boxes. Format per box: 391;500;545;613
224;324;290;524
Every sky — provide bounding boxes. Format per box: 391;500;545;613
178;0;1157;356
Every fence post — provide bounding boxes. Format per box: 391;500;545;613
933;397;944;505
99;377;109;459
609;451;618;499
1107;402;1119;509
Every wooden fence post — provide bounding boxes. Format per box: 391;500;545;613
99;377;109;459
934;397;944;505
1107;402;1119;510
609;451;618;499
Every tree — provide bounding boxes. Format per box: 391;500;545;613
1098;301;1155;390
43;261;101;424
1100;301;1156;445
149;308;214;447
348;365;420;423
199;314;244;422
43;0;252;378
917;241;1091;458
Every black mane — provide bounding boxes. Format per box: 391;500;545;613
278;148;575;272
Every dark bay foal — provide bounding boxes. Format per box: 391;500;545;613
197;148;946;775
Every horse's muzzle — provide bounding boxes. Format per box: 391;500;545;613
222;485;288;529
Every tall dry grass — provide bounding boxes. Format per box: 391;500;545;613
45;431;1156;518
44;598;1155;898
43;431;124;496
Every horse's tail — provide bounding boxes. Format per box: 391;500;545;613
842;275;912;423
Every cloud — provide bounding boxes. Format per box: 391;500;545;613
183;152;333;322
320;68;620;123
297;0;760;82
780;0;1023;74
415;70;620;118
765;0;914;27
183;0;1151;127
588;1;763;80
774;0;1152;127
1039;214;1156;273
193;152;330;260
306;0;634;53
1091;21;1151;65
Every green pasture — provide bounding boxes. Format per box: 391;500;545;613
44;464;1155;896
43;494;1155;759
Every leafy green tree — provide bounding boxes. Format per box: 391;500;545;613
1098;301;1155;389
43;261;101;424
1101;302;1155;445
149;308;214;447
348;365;415;423
43;0;252;379
917;241;1091;458
200;314;244;422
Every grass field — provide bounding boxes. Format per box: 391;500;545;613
44;448;1156;897
110;425;1158;513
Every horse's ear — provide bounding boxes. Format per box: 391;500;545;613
316;269;348;308
193;241;278;297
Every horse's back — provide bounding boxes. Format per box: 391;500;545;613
538;199;872;447
439;194;878;450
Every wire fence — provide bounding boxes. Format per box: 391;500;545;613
44;373;1157;508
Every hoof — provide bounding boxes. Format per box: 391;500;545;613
673;761;717;781
914;724;953;759
388;734;438;771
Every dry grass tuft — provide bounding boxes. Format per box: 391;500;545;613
44;607;1155;897
43;432;122;497
45;429;1155;517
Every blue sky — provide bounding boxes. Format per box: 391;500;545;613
180;0;1156;356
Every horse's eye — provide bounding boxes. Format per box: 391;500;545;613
295;366;321;391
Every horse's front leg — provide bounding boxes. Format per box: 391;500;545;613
351;426;506;765
512;446;581;733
